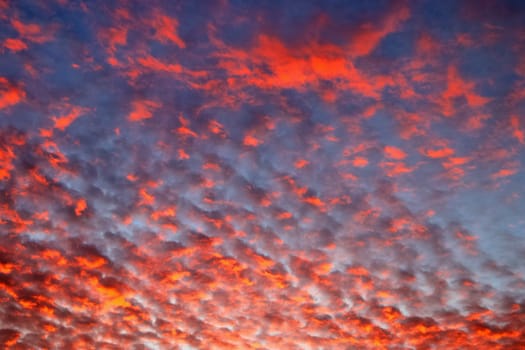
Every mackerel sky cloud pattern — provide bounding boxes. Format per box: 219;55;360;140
1;0;525;349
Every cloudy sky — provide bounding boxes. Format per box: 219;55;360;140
1;0;525;349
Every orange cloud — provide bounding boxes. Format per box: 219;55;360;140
303;196;326;211
208;120;227;137
0;144;15;181
442;65;491;116
380;162;416;177
137;55;183;74
213;33;393;99
128;100;161;122
347;4;410;57
75;198;87;216
178;148;190;159
243;134;262;147
11;19;54;43
151;207;176;221
347;266;369;276
294;159;309;169
422;147;455;159
151;11;186;48
491;167;518;179
179;126;200;139
353;156;369;167
442;157;470;169
384;145;407;160
0;77;26;110
52;106;87;131
75;256;106;269
99;26;128;66
3;38;27;52
465;114;491;130
139;188;155;206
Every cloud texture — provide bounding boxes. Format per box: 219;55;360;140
1;0;525;349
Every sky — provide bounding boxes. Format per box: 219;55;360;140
1;0;525;349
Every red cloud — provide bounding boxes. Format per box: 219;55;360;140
52;106;88;131
347;4;410;57
0;77;25;110
3;38;27;52
384;145;407;160
422;147;455;159
150;11;186;48
510;115;524;144
128;100;161;122
10;19;54;44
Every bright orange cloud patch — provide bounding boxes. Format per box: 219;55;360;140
353;156;369;167
128;100;161;122
0;77;25;110
384;145;407;160
74;198;87;216
52;106;87;131
3;38;27;52
151;11;186;48
243;134;262;147
422;147;455;159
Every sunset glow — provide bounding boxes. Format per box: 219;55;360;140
1;1;525;349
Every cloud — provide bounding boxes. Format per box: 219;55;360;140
347;2;411;57
150;10;186;49
0;77;25;111
128;100;161;122
0;0;524;348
